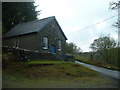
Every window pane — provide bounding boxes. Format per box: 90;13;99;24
43;37;48;49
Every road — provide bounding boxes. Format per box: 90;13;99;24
75;61;120;79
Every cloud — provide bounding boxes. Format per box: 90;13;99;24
95;22;107;30
63;26;83;35
35;0;74;19
34;0;118;52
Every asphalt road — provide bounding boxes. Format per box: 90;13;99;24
75;61;120;79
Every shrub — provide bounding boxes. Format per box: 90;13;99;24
2;52;16;68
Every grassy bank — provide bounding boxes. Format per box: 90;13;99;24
3;60;119;88
74;55;120;71
3;60;98;78
2;60;103;88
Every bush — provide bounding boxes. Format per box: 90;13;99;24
2;52;16;68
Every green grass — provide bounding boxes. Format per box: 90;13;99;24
3;60;119;88
74;55;91;64
3;74;118;88
74;54;120;71
3;60;101;88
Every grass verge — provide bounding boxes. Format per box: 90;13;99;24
74;55;120;71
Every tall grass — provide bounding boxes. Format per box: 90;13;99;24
74;55;92;64
74;54;120;71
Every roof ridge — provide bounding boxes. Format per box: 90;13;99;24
38;16;55;21
19;16;55;25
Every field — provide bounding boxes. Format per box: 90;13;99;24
2;60;119;88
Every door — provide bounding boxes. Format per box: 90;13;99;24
50;45;56;54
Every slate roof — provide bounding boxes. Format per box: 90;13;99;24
3;16;67;40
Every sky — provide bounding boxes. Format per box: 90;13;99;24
34;0;119;52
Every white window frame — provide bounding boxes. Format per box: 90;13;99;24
43;37;48;49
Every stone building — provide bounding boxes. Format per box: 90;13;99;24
3;16;67;59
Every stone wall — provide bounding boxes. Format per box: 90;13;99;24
2;46;59;61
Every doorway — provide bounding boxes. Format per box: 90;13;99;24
50;45;56;54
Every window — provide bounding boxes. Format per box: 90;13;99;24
58;40;62;51
43;37;48;49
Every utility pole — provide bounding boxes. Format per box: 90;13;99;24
118;1;120;47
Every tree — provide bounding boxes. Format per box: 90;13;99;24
109;1;120;47
109;1;120;28
109;1;119;10
2;2;40;34
66;42;82;54
90;36;117;64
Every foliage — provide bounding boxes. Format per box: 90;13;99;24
2;52;16;67
74;54;91;64
109;1;120;28
2;2;40;34
90;36;118;65
90;36;116;52
109;1;119;10
74;54;120;71
65;42;82;54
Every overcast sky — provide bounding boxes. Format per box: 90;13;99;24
35;0;118;52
